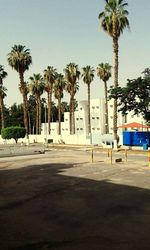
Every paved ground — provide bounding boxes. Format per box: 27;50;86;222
0;149;150;249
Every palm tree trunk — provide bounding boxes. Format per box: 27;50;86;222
104;81;109;134
19;72;28;135
72;96;75;134
28;110;31;134
1;97;5;129
0;97;2;128
58;97;61;135
47;92;52;134
36;97;39;135
39;97;41;134
24;93;29;134
113;36;119;149
69;96;72;134
87;83;91;134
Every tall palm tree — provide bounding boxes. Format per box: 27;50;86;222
98;0;129;148
43;66;57;134
0;86;7;129
28;95;36;134
54;74;66;135
8;45;32;135
0;65;7;129
28;74;45;134
64;63;80;134
81;66;95;134
97;63;112;134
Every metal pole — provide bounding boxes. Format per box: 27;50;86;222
110;150;112;164
91;149;94;163
108;149;110;158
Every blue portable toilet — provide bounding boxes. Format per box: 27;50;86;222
123;131;150;146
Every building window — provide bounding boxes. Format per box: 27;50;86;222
66;128;68;131
92;128;95;130
92;117;95;119
97;117;99;119
96;106;99;109
110;116;113;119
80;128;83;130
80;108;82;110
131;115;134;118
92;106;95;109
77;128;79;130
80;118;83;120
76;118;79;120
110;105;113;108
97;128;100;130
65;119;68;121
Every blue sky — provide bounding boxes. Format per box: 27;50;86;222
1;0;150;106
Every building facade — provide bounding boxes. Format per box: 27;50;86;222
41;98;144;145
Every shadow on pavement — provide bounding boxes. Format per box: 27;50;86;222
0;163;150;250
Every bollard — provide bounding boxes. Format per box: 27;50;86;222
148;152;150;167
108;149;110;158
125;149;128;162
110;150;112;164
91;149;94;163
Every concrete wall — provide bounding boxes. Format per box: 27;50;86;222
0;134;91;145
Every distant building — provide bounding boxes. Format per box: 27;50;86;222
41;98;144;145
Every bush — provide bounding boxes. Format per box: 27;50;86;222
1;126;26;143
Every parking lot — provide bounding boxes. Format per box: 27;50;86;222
0;148;150;249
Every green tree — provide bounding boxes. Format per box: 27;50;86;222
97;63;112;134
51;101;58;122
64;63;80;134
43;66;57;134
0;65;7;129
0;86;7;130
109;70;150;123
28;74;45;134
1;126;26;143
81;66;95;134
54;74;66;134
7;103;24;127
8;45;32;135
98;0;130;148
60;101;70;122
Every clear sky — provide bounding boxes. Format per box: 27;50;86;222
0;0;150;107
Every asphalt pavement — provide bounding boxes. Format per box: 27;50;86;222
0;147;150;249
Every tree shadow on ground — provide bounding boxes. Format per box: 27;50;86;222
0;163;150;250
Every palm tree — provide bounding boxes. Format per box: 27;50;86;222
8;45;32;135
64;63;80;134
81;66;95;134
97;63;112;134
28;95;36;134
43;66;57;134
28;74;45;134
54;74;66;135
0;65;7;129
0;86;7;129
98;0;129;148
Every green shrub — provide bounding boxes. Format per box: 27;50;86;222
1;126;26;143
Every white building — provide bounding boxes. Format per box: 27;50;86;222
41;98;144;145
